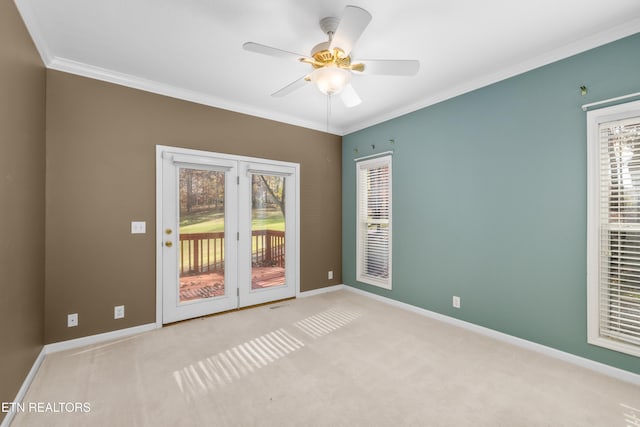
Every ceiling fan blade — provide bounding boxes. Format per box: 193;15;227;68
340;83;361;108
243;42;306;61
329;6;372;56
271;76;309;97
357;59;420;76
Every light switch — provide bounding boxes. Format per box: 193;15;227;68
131;221;146;234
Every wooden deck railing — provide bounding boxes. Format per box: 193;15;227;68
179;230;284;275
251;229;285;268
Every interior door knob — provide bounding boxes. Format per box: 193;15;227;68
165;241;173;247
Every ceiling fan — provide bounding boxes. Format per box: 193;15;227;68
243;5;420;108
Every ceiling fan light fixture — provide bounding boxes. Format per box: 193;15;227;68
310;66;351;96
243;5;418;107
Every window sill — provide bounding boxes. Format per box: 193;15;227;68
588;335;640;358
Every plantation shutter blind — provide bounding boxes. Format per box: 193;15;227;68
598;115;640;347
356;155;392;289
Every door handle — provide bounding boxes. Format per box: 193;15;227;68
165;241;173;247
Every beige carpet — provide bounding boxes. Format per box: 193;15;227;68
11;290;640;426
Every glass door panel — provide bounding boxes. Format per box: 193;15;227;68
251;174;286;290
178;168;226;303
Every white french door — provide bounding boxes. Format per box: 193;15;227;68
157;146;298;324
160;152;239;322
239;162;297;307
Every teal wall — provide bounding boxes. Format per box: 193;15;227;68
342;33;640;374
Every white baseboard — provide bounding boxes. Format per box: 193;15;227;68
344;286;640;386
0;347;46;427
298;284;344;298
44;323;158;354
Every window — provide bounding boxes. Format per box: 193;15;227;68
587;100;640;357
356;155;392;289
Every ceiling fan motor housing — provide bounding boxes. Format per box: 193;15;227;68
310;41;350;69
307;16;351;69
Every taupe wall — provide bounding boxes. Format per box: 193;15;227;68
0;0;46;419
45;71;342;343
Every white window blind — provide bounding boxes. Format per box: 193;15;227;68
588;100;640;357
356;155;392;289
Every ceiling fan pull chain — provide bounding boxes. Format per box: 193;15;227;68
326;94;331;133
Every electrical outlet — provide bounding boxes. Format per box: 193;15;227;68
328;270;334;280
453;296;461;309
68;313;78;327
114;305;125;319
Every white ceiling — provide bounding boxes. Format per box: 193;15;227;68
15;0;640;135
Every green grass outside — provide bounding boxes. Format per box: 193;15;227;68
180;208;284;233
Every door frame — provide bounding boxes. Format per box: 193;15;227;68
155;145;301;326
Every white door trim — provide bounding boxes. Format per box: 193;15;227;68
155;145;300;326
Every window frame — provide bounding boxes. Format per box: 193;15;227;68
356;155;392;290
587;100;640;357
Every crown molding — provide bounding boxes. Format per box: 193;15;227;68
14;0;338;134
47;57;340;135
14;0;638;137
342;18;640;135
13;0;53;64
